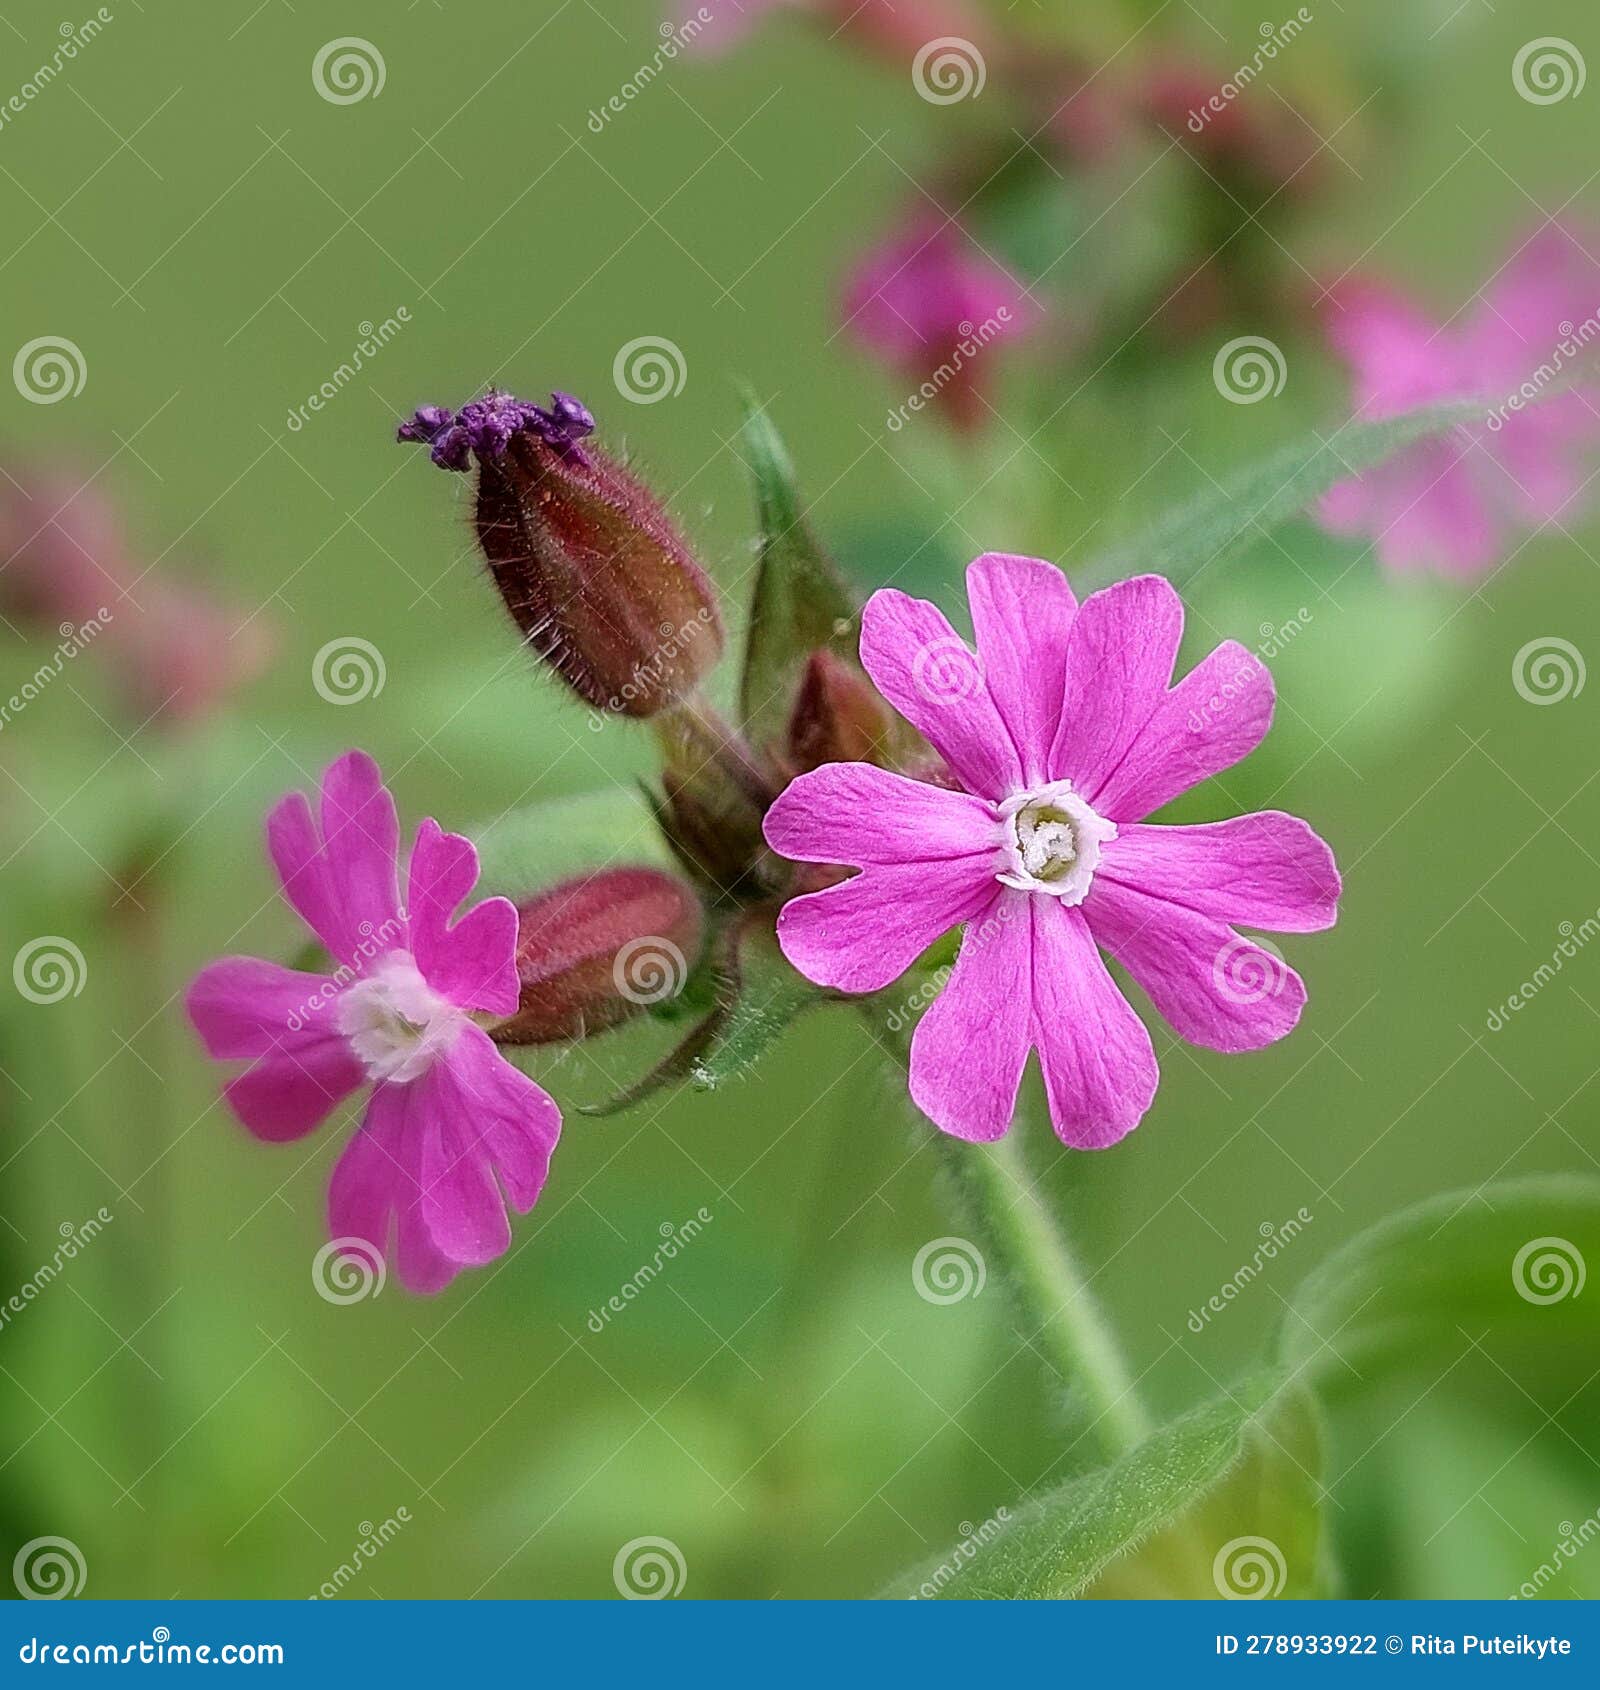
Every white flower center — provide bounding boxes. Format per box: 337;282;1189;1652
335;952;465;1084
996;779;1116;905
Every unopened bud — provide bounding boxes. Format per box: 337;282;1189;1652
786;649;895;772
398;388;722;715
491;866;704;1044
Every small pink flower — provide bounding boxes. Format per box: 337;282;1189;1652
187;751;561;1293
763;557;1340;1147
843;218;1037;431
1319;226;1600;577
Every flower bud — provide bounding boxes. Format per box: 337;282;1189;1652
398;389;722;716
491;866;704;1045
785;649;895;773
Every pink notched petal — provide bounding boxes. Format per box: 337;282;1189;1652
763;762;999;867
859;588;1022;797
408;819;520;1016
1098;813;1340;933
266;751;401;967
326;1027;560;1296
1030;899;1159;1148
1049;575;1184;806
775;859;996;995
966;554;1078;785
909;888;1032;1141
1084;878;1306;1054
223;1043;365;1144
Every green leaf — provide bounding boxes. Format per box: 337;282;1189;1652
471;787;668;902
883;1375;1326;1599
1277;1174;1600;1388
1080;399;1485;591
736;393;860;750
582;913;830;1116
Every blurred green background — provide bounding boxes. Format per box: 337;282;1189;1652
2;0;1599;1600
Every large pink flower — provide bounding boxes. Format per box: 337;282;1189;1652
763;557;1340;1147
1319;226;1600;577
187;751;561;1293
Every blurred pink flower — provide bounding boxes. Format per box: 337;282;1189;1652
188;751;562;1295
1319;226;1600;577
1;461;272;725
765;557;1339;1147
681;0;989;60
842;217;1038;430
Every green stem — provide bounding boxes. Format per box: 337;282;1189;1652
936;1128;1152;1461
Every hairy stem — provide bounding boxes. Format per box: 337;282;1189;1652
935;1126;1152;1461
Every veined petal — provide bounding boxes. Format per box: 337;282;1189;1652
1031;899;1159;1148
1099;814;1340;933
1049;574;1184;805
775;856;996;994
408;819;520;1015
1084;878;1305;1053
908;888;1032;1141
763;762;1000;868
1091;640;1274;822
187;955;344;1057
859;587;1022;797
222;1039;365;1144
966;553;1078;784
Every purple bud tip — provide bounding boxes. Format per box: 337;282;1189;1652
396;389;596;473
